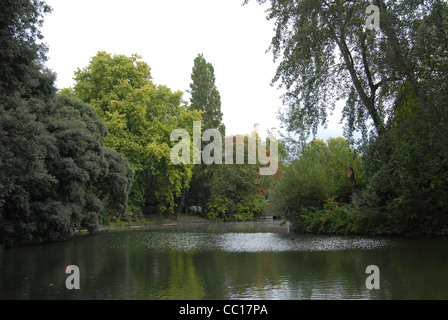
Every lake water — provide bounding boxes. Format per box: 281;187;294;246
1;220;447;300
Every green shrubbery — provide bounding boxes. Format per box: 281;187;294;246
249;0;448;237
298;199;359;235
207;193;268;221
274;119;448;236
0;94;134;247
271;137;364;232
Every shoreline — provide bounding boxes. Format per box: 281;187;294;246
91;215;284;234
80;214;212;234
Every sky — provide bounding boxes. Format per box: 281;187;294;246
41;0;344;141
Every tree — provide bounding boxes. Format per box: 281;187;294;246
0;94;134;247
353;82;448;235
271;137;363;227
0;97;53;246
206;134;269;221
349;2;448;235
246;0;448;235
0;0;53;99
189;53;225;135
185;54;226;213
71;52;202;217
0;1;134;246
244;0;445;140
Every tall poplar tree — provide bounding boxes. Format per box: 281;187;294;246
185;54;226;213
189;53;225;135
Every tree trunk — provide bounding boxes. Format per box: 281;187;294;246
347;167;359;194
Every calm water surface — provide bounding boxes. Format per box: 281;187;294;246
1;220;447;300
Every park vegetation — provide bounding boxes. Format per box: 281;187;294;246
0;0;276;247
248;0;448;236
1;0;447;247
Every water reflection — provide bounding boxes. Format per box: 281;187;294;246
0;220;447;300
143;221;393;253
217;233;393;253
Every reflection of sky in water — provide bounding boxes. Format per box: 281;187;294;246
146;231;394;253
218;233;393;252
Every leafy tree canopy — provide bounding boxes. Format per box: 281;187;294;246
244;0;447;141
0;0;53;99
271;137;363;223
0;94;134;247
70;52;202;216
189;53;225;135
1;1;134;247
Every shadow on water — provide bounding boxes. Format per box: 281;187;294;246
1;220;448;300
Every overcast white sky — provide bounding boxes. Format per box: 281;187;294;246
41;0;344;141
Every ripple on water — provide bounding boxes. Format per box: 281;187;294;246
217;233;394;252
145;231;394;253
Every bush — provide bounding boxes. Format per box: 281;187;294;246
293;198;359;235
0;95;134;247
206;194;268;221
271;137;363;228
354;84;448;236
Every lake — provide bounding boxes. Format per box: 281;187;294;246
1;220;447;300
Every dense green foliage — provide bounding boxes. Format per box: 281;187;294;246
188;54;225;135
249;0;448;236
69;52;202;218
348;2;448;235
0;0;53;99
0;1;133;247
0;92;134;247
185;54;226;214
351;83;448;235
2;0;447;248
271;138;363;232
206;153;267;221
205;133;284;221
